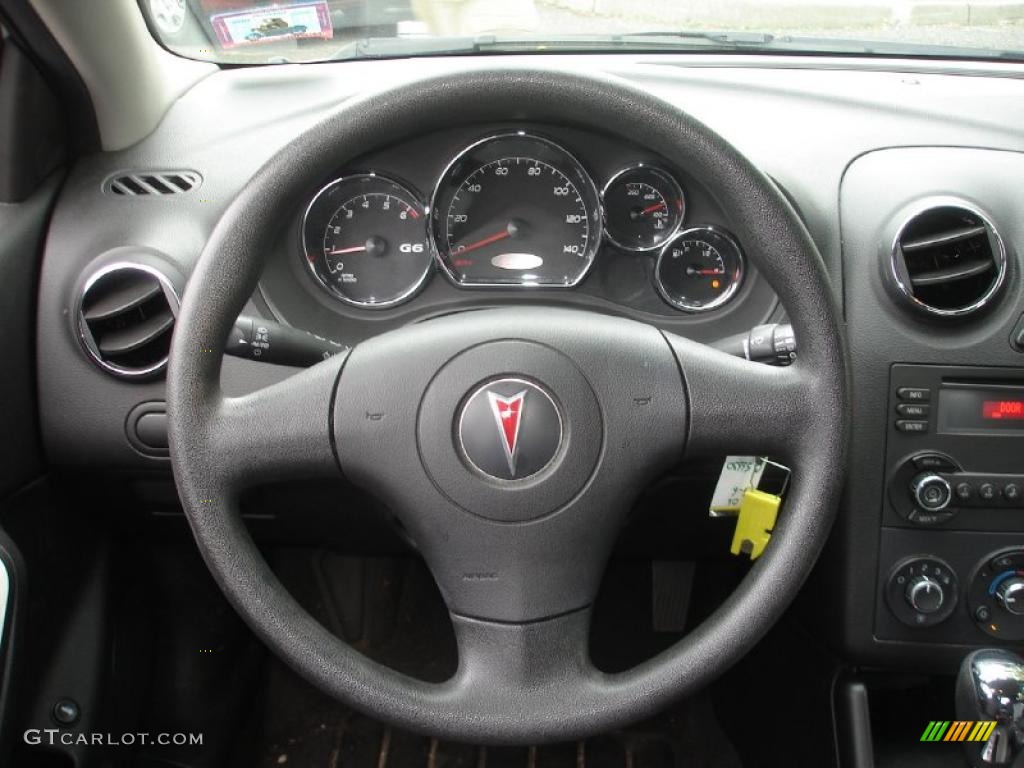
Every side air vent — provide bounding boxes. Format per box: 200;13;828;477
890;204;1007;317
77;264;179;378
104;171;202;196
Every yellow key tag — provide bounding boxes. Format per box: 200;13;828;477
730;488;782;560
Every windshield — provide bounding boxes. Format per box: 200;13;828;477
141;0;1024;64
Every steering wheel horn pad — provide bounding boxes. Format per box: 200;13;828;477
415;338;604;523
166;66;848;743
335;309;685;622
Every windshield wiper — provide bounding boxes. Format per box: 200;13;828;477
332;31;1022;62
608;30;1023;60
332;32;796;61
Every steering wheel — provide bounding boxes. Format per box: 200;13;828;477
167;67;848;743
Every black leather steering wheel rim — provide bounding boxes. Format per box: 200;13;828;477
167;65;848;743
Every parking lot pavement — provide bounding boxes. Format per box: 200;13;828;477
536;0;1024;51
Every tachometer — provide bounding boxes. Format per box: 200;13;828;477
431;133;602;287
302;174;432;308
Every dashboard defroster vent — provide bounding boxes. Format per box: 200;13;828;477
77;264;179;379
890;204;1007;318
105;171;201;196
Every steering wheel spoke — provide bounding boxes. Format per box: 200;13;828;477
665;333;811;461
445;610;602;717
203;353;346;489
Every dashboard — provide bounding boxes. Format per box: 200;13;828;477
32;54;1024;675
260;123;777;347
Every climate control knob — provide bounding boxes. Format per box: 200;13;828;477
911;473;952;512
906;575;945;614
997;577;1024;616
886;556;958;628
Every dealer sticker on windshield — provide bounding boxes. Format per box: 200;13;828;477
210;2;333;49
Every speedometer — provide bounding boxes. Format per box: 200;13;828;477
431;133;602;287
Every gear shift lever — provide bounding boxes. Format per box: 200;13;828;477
956;649;1024;767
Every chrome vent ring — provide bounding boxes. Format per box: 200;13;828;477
889;202;1007;318
76;262;180;379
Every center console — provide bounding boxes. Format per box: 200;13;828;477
877;364;1024;645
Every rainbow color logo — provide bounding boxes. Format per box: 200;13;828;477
920;721;997;742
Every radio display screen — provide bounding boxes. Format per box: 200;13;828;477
939;384;1024;433
982;400;1024;421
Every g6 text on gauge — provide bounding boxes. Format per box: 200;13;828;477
302;174;432;308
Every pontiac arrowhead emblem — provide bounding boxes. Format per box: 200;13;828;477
487;389;528;476
457;378;562;481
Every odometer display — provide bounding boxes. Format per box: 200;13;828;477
431;134;602;287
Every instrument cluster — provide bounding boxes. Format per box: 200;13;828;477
301;130;745;313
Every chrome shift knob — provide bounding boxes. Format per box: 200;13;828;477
956;649;1024;767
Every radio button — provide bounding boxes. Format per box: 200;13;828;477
896;403;930;418
896;419;929;433
1004;483;1021;503
913;454;957;471
897;387;931;402
912;473;952;512
955;482;974;502
979;483;997;502
907;509;955;525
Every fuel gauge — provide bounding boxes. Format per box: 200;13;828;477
655;227;744;312
602;166;684;252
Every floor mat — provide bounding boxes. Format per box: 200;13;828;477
255;712;735;768
232;551;742;768
246;697;739;768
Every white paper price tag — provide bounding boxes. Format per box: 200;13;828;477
709;456;767;516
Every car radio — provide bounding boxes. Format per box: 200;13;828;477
885;364;1024;530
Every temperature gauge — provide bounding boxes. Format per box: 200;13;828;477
655;227;744;312
602;166;684;252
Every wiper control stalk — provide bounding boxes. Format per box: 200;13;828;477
226;316;346;367
714;322;796;366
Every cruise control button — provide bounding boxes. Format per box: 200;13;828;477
979;483;996;501
897;387;931;402
955;482;973;502
896;419;929;433
897;403;930;418
1004;483;1021;502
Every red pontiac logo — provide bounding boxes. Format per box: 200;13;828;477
458;379;562;481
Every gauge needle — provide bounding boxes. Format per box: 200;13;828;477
454;229;512;255
639;202;667;215
695;268;725;276
328;245;368;256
